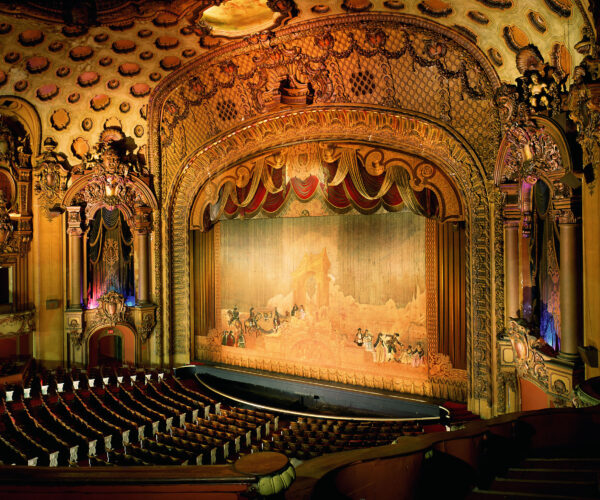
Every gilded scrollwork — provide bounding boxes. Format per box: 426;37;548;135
33;138;70;218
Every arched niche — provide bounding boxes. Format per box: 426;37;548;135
61;128;158;368
0;97;39;357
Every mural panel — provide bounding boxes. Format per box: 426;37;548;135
208;211;428;380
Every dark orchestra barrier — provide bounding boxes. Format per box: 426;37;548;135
0;451;294;499
286;405;600;499
178;364;445;421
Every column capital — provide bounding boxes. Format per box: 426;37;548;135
66;206;84;236
557;209;580;225
134;205;153;234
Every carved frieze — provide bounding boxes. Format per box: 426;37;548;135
0;309;35;337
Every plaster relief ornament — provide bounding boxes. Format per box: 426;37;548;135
33;138;70;217
97;290;126;326
0;191;14;253
72;127;150;218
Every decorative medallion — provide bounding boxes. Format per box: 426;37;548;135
50;109;70;130
56;66;71;78
0;23;12;34
18;29;44;46
487;48;503;67
160;56;181;71
182;49;196;58
134;125;144;137
139;51;153;60
94;33;109;43
476;0;512;8
109;20;134;31
48;41;64;52
138;29;153;38
180;26;194;35
118;62;141;76
63;25;88;37
383;0;404;8
544;0;571;18
503;25;529;52
4;52;20;64
26;56;50;73
68;92;81;103
36;84;59;101
82;118;93;131
90;94;111;111
155;36;179;49
104;117;122;129
107;79;120;90
311;5;330;13
418;0;453;17
527;11;547;33
112;39;136;53
342;0;372;11
551;43;570;77
130;83;151;97
78;71;101;87
153;12;178;27
69;45;94;61
99;57;113;66
119;102;131;113
467;10;489;24
14;80;27;92
71;137;90;159
149;72;162;82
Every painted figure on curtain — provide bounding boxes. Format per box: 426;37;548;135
87;208;135;308
211;211;427;380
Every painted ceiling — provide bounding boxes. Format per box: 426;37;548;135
0;0;592;164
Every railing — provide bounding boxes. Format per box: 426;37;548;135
286;404;600;499
0;451;295;499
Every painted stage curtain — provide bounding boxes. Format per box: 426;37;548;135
193;229;215;337
436;221;466;370
87;208;134;306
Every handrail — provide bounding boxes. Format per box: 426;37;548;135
286;404;600;499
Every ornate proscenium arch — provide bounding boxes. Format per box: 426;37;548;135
149;13;502;415
168;106;494;411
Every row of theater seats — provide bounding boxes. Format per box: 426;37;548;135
264;416;423;461
0;365;427;468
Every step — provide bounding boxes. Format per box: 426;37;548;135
506;467;598;482
489;477;598;498
522;457;600;470
468;487;591;500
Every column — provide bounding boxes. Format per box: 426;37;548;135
504;221;520;321
66;206;83;309
134;205;153;305
558;210;581;360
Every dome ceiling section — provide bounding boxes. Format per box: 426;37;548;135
292;0;590;83
0;0;591;167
